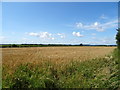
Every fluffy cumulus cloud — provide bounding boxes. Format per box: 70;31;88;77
28;32;54;40
28;32;39;36
57;33;65;38
75;19;117;32
72;32;83;37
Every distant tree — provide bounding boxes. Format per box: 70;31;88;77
12;44;17;47
116;28;120;49
80;43;83;46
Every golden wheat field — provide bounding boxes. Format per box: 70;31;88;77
2;46;116;73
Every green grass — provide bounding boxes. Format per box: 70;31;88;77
2;49;119;88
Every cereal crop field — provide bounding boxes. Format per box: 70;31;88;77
2;46;119;88
2;46;115;73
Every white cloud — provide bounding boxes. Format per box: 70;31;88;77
91;37;116;45
40;32;52;38
91;33;96;36
51;37;55;40
57;33;65;38
28;32;39;36
0;36;5;40
22;37;27;40
76;23;83;28
72;32;83;37
28;32;54;40
75;19;117;32
91;37;96;39
100;38;116;45
0;36;6;44
99;14;108;19
94;22;98;26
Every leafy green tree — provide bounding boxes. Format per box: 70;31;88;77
80;43;83;46
116;28;120;49
12;44;18;47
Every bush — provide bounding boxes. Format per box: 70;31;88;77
3;64;59;88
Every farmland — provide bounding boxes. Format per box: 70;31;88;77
2;47;115;72
2;46;119;88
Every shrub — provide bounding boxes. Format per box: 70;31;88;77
3;64;59;88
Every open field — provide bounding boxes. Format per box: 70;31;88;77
2;46;119;88
2;46;115;72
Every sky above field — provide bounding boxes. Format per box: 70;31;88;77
1;2;118;45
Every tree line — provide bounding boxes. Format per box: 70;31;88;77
0;43;116;48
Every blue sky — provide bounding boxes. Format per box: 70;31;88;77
1;2;118;44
